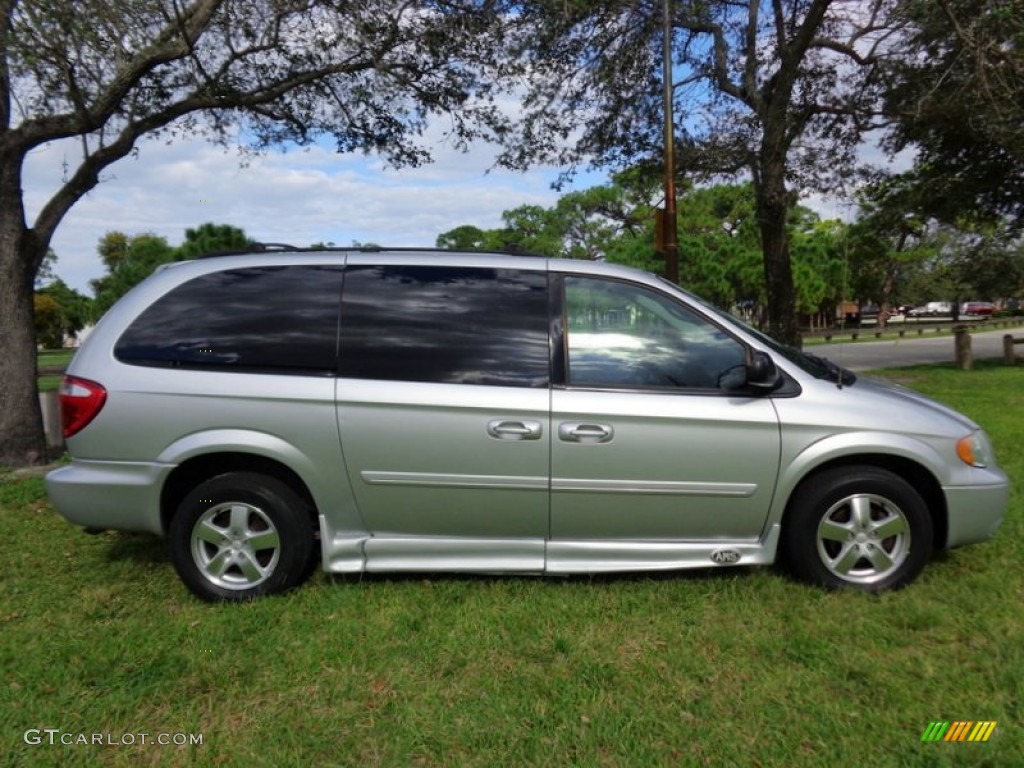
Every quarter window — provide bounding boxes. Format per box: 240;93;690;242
564;276;746;390
338;265;549;387
114;265;344;374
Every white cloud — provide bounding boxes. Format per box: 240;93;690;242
24;131;594;294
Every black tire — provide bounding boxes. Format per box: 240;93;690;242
780;466;933;592
169;471;316;601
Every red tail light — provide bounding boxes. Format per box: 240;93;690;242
59;376;107;438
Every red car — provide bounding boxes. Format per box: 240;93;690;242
961;301;996;316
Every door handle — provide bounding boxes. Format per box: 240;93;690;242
487;419;543;441
558;422;614;443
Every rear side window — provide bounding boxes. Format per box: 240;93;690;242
115;265;344;374
339;265;549;387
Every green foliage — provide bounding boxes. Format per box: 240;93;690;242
89;223;255;317
790;220;844;315
675;184;762;308
438;184;650;261
176;223;252;259
32;294;65;349
846;177;1024;307
883;0;1024;225
437;181;854;329
436;225;490;250
34;279;92;348
90;233;176;318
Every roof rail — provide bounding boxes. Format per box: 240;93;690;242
251;242;301;251
196;244;550;259
196;242;300;259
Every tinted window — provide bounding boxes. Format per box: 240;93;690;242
115;265;343;374
564;276;745;390
339;266;549;387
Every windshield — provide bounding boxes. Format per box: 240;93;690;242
659;279;856;385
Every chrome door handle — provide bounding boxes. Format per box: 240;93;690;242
558;422;614;443
487;419;543;441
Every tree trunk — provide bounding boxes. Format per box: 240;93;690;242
0;161;49;466
755;160;800;348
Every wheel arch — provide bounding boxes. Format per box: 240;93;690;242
780;454;947;552
160;452;320;535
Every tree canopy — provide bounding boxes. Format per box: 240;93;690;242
491;0;897;345
881;0;1024;225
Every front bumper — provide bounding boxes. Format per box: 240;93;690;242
943;466;1010;549
45;460;172;535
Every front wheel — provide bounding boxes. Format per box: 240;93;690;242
781;467;933;592
169;472;316;601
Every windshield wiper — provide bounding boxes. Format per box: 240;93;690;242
803;352;857;388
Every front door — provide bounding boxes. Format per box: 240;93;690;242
550;275;781;542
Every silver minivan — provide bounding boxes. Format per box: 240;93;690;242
45;249;1009;600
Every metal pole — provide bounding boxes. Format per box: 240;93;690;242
661;0;679;284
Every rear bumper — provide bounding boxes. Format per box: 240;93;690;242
45;460;172;535
943;468;1010;549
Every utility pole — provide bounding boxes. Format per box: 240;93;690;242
657;0;680;284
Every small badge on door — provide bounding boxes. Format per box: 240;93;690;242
710;549;742;564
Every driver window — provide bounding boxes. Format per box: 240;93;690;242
564;276;745;390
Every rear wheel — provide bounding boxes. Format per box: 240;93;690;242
781;466;933;591
169;472;316;601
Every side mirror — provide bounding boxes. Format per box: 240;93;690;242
746;350;780;392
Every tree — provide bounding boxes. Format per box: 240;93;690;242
90;232;178;316
843;177;935;315
436;179;849;327
493;0;896;346
1;0;508;466
437;183;648;259
844;172;1024;313
176;222;251;259
37;278;92;346
881;0;1024;225
32;294;66;350
436;225;490;250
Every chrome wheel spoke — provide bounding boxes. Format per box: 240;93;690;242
236;551;268;582
206;549;235;578
830;543;862;575
195;519;227;545
819;519;852;542
872;514;909;540
229;504;250;532
864;544;895;573
245;529;280;551
849;495;873;529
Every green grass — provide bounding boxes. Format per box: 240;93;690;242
2;364;1022;766
36;349;75;370
36;375;63;393
36;349;75;392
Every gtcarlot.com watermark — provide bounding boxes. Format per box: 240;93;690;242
24;728;203;747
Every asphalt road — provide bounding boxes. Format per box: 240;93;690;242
811;328;1020;372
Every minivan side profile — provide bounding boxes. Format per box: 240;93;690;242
45;249;1009;601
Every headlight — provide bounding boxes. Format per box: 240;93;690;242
956;432;992;468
